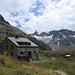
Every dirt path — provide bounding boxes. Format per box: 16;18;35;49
54;70;67;75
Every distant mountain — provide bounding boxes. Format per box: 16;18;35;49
30;29;75;51
0;14;52;50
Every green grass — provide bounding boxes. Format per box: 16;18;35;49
36;50;75;75
0;50;75;75
0;55;60;75
35;58;75;75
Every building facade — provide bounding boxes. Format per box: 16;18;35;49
0;37;39;61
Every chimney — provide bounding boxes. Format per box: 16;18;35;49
15;35;19;39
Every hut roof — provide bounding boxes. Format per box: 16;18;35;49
7;37;38;47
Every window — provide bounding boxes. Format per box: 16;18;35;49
33;51;36;53
24;51;27;54
20;51;23;54
17;42;31;45
11;45;13;49
6;40;8;44
11;52;14;57
20;51;27;55
2;46;4;50
6;46;8;49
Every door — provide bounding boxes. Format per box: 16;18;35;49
28;51;32;58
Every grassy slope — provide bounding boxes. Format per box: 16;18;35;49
38;50;75;75
35;59;75;75
0;55;59;75
0;50;75;75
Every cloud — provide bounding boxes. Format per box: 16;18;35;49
0;0;75;33
29;0;45;16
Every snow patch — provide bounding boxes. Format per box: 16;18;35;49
32;35;42;40
43;35;53;39
32;35;53;40
31;35;53;43
57;42;60;45
69;42;73;45
63;35;66;38
57;38;60;40
69;35;75;37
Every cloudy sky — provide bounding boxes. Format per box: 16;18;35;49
0;0;75;33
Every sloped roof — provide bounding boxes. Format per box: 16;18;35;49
7;37;38;47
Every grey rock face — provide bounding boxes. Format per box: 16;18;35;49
0;14;9;24
30;29;75;51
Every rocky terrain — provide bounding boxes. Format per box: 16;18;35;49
30;29;75;51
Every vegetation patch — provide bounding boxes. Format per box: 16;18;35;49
0;55;59;75
36;50;75;75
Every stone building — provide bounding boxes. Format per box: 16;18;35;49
0;37;39;61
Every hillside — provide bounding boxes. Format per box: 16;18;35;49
0;14;52;50
0;55;60;75
30;29;75;51
38;50;75;75
0;50;75;75
0;15;28;44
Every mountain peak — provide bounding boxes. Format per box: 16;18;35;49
32;30;39;36
0;14;9;24
30;29;75;51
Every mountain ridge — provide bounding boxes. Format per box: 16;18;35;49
30;29;75;51
0;14;10;25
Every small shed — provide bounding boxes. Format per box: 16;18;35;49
0;37;39;61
